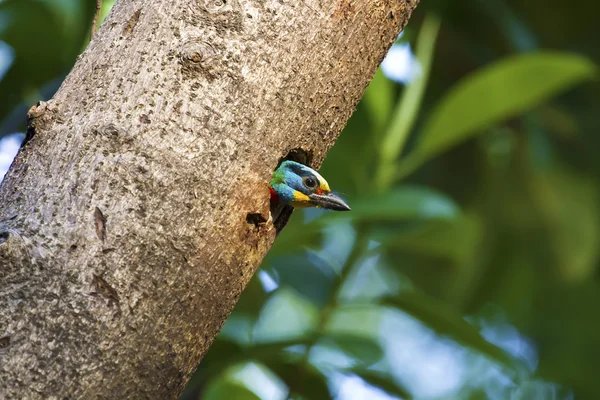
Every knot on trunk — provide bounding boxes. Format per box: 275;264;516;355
0;228;36;268
200;0;241;16
179;40;221;80
24;101;57;148
197;0;243;31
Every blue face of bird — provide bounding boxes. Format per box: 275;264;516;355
270;161;350;211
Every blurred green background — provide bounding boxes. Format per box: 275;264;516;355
1;1;600;399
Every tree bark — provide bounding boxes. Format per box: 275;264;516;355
0;0;418;398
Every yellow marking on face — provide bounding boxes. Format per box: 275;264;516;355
291;190;311;208
293;191;310;202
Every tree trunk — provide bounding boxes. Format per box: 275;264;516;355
0;0;418;398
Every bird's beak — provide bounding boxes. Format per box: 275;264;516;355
309;192;351;211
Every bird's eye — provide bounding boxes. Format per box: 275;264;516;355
303;176;318;189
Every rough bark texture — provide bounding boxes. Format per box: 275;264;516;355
0;0;418;398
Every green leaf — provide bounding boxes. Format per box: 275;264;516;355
326;186;459;224
97;0;118;28
320;333;384;366
196;337;314;382
533;164;600;282
202;379;262;400
195;339;244;380
230;274;269;320
265;361;331;400
379;14;441;166
400;51;597;177
243;338;311;362
266;253;336;308
381;214;483;264
326;305;384;338
363;68;395;134
0;0;97;134
350;370;412;400
253;288;319;344
381;292;514;368
319;105;375;196
267;214;323;258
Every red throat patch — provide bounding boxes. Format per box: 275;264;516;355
269;186;279;202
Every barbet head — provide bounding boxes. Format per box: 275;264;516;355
269;160;350;211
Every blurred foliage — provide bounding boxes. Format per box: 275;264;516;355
2;0;600;399
0;0;115;137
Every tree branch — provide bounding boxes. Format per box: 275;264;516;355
91;0;103;40
0;0;419;398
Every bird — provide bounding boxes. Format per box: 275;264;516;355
269;160;350;211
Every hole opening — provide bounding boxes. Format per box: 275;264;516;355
275;148;313;169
